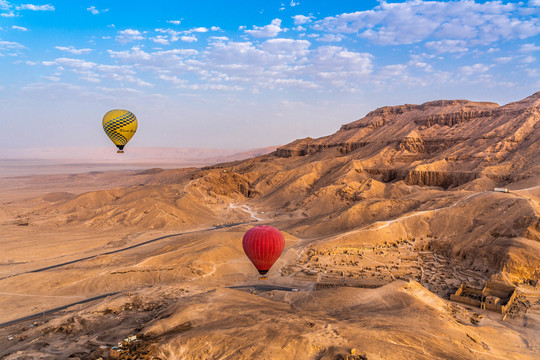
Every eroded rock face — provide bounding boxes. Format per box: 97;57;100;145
275;93;540;187
414;109;494;127
404;170;478;188
398;132;425;153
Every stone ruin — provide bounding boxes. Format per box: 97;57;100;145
450;280;517;315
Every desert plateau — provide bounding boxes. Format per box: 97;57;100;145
1;93;540;360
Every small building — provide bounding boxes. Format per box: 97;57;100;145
493;188;510;193
110;346;124;359
450;281;517;314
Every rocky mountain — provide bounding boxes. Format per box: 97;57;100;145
276;92;540;188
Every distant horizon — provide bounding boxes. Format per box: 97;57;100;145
0;145;280;177
1;0;539;150
0;145;279;159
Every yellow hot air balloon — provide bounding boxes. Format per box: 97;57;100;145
102;109;138;153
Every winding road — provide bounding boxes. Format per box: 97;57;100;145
0;220;258;282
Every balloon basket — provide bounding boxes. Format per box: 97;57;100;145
258;276;268;281
117;150;124;154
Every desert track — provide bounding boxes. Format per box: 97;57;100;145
0;220;257;281
0;292;120;328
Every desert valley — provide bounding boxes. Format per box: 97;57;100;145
0;92;539;359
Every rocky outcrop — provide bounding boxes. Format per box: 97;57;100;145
207;172;258;198
362;168;479;188
404;170;478;188
273;94;539;189
414;110;494;127
276;140;369;157
398;132;425;152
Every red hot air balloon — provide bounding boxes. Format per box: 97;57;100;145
242;225;285;279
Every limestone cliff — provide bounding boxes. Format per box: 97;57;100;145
275;92;540;187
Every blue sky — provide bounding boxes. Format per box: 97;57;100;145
1;0;539;150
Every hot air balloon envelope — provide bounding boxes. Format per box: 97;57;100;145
242;225;285;277
102;109;138;153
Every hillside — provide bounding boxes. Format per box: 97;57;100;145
1;93;539;359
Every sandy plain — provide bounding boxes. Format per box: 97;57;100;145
1;94;539;359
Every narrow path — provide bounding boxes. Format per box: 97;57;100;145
328;191;489;241
0;220;255;281
514;184;540;192
229;203;264;222
0;291;85;299
0;292;120;328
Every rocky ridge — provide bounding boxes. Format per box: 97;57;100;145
276;92;540;188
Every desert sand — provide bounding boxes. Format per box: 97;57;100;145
0;93;539;359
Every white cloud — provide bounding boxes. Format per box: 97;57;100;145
80;74;101;83
42;75;60;81
526;68;539;77
408;59;433;72
108;47;152;61
116;29;145;44
425;40;468;53
292;15;312;25
210;26;221;31
313;1;540;46
290;0;299;7
311;46;372;75
530;0;540;6
108;47;198;70
191;27;209;33
0;0;12;16
188;83;244;91
41;56;153;87
317;34;343;42
0;39;24;53
261;38;310;57
459;63;492;76
521;55;536;63
43;57;97;70
96;64;135;75
210;36;228;41
379;64;407;77
181;35;197;42
55;46;92;55
154;28;181;43
16;4;54;11
149;39;318;90
167;20;181;25
158;74;187;87
152;36;169;45
12;25;27;31
87;6;108;15
97;87;142;95
245;19;282;38
520;43;540;52
495;56;514;63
